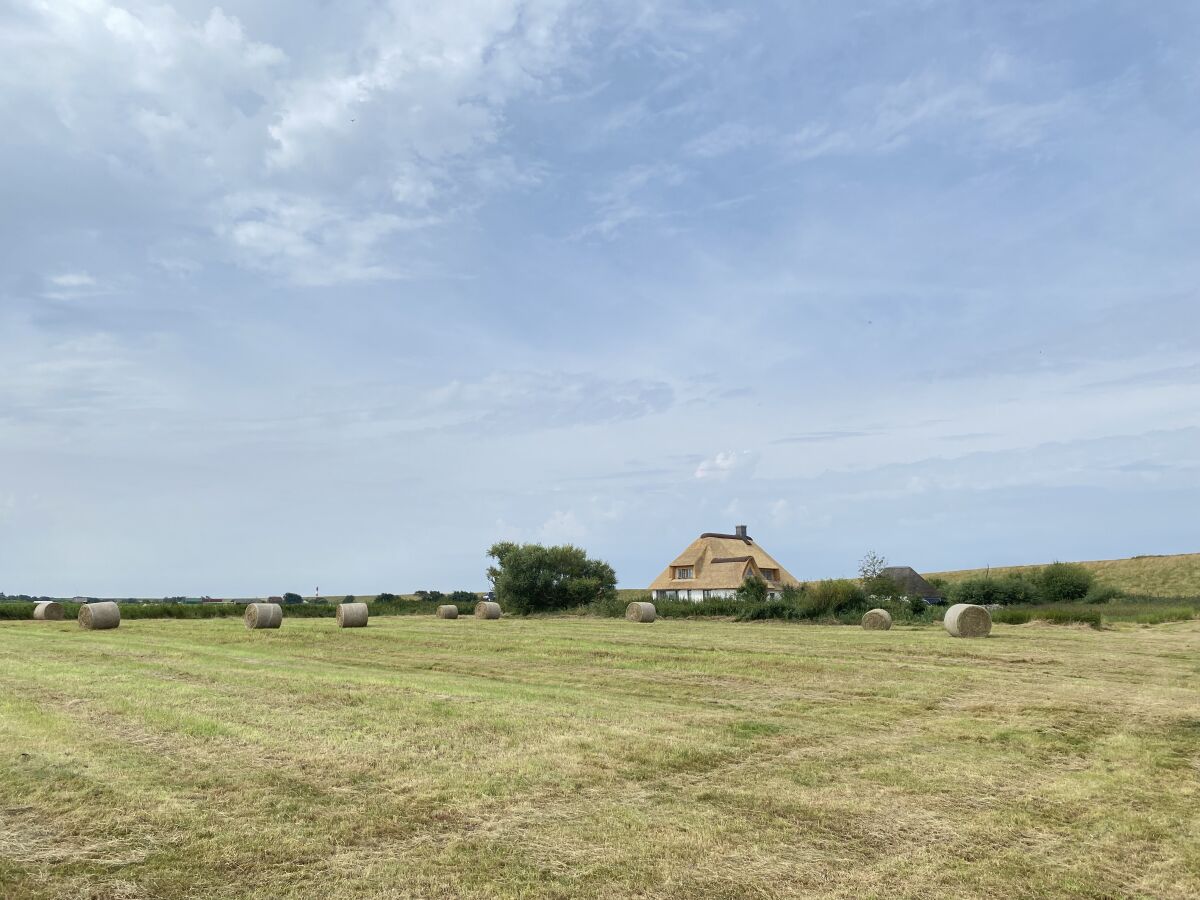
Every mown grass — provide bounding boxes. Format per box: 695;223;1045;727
2;617;1199;899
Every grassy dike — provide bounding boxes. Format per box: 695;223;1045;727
1;616;1198;899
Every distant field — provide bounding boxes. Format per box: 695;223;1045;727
931;552;1200;598
2;617;1199;899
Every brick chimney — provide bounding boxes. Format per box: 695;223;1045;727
735;524;748;539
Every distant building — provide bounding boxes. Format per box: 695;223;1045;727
648;525;800;601
880;567;943;602
266;596;284;604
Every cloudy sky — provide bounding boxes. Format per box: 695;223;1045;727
2;1;1198;597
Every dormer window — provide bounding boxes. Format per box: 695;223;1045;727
674;567;694;580
761;569;779;582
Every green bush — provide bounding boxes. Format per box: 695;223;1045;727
1083;583;1124;604
947;574;1037;606
283;592;303;605
992;609;1032;625
735;577;769;604
805;579;867;619
1036;562;1094;604
448;590;478;605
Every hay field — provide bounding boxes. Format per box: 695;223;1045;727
1;618;1198;899
931;552;1200;598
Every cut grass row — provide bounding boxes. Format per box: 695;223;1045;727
1;616;1198;898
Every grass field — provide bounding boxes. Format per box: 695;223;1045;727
931;552;1200;598
2;618;1199;899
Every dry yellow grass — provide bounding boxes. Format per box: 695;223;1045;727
1;617;1198;899
932;552;1200;597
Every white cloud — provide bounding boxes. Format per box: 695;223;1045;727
539;509;587;544
580;162;687;238
684;122;770;158
47;272;95;288
695;450;757;481
216;192;424;286
41;271;109;300
769;498;791;525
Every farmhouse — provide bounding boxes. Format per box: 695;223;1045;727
881;566;943;602
649;525;800;601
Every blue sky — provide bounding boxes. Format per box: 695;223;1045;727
1;0;1197;596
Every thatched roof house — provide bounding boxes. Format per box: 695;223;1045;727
648;525;800;601
881;567;943;600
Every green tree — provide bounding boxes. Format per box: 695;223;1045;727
282;592;303;604
858;550;902;598
486;542;617;615
858;550;887;581
342;595;355;604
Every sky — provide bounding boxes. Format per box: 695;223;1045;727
1;0;1198;597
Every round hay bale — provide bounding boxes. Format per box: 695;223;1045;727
861;608;892;631
33;601;65;621
474;601;502;620
78;602;120;630
944;603;992;638
436;605;459;619
244;602;283;630
336;602;369;628
625;601;656;623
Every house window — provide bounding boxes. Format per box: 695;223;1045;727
761;569;778;581
674;567;694;580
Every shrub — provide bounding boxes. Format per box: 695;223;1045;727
1036;562;1094;604
448;590;478;605
375;592;397;602
992;609;1032;625
1083;583;1124;604
588;592;631;618
805;579;867;619
948;574;1037;606
282;592;303;604
909;596;926;617
863;574;904;599
735;577;769;604
342;595;355;604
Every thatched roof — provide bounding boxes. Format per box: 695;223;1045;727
881;567;942;599
649;528;800;591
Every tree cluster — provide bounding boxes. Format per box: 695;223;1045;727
486;542;617;614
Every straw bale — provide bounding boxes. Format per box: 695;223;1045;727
475;601;502;619
861;608;893;631
336;602;369;628
944;603;992;638
244;602;283;630
34;601;65;621
436;605;459;619
78;602;120;630
625;601;656;623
